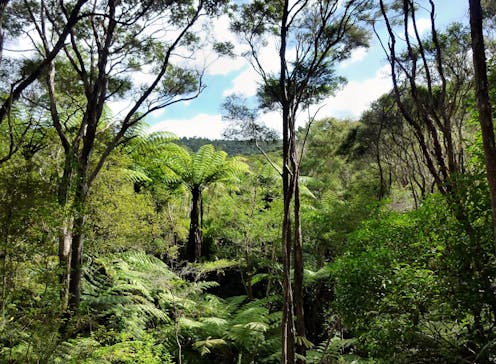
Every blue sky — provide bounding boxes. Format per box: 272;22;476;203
147;0;470;139
3;0;470;140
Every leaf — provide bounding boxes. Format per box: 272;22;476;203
250;273;269;286
192;338;227;356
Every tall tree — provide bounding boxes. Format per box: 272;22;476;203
21;0;228;310
0;0;88;163
161;144;248;262
469;0;496;236
378;1;473;198
230;0;371;361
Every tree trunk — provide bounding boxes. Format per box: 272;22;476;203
57;152;76;308
68;169;89;310
68;214;85;309
280;60;296;364
58;218;72;308
280;0;296;360
469;0;496;238
187;186;202;262
0;0;9;64
293;167;306;362
281;181;295;364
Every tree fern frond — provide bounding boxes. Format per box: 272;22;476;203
199;317;229;328
118;168;153;183
225;295;248;312
192;338;227;356
179;317;203;329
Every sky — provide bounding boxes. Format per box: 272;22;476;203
3;1;471;140
147;0;471;140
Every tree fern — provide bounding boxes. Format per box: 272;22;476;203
159;143;249;261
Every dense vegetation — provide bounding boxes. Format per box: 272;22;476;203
1;0;496;363
177;138;280;156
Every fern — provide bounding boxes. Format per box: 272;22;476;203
65;251;282;363
192;338;227;356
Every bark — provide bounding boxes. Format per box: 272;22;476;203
68;214;85;309
68;161;90;309
469;0;496;237
58;217;72;307
0;0;9;64
280;1;296;362
293;165;306;362
187;186;202;262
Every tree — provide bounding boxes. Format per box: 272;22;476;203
379;2;473;198
0;0;9;63
230;0;371;361
0;0;88;163
19;0;229;310
342;93;435;206
161;144;248;262
468;0;496;237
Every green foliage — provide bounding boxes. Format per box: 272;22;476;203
332;190;496;363
178;136;281;155
161;143;249;192
2;5;496;364
38;251;281;363
85;154;179;255
0;148;64;363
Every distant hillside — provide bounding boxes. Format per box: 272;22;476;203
177;137;281;156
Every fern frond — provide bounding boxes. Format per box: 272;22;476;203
118;168;153;183
179;317;203;329
200;317;229;328
192;338;227;356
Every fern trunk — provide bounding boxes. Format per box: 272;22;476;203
187;186;202;262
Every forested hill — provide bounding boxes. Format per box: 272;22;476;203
177;137;281;155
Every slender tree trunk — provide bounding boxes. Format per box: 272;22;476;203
280;0;295;361
0;0;9;64
281;175;295;364
293;166;306;362
57;152;76;308
58;218;72;308
68;169;89;310
187;186;202;262
469;0;496;238
68;214;85;309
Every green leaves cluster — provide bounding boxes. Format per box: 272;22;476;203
331;191;496;362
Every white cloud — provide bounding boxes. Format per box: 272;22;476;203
223;66;259;97
4;30;39;60
149;113;227;139
147;64;393;139
311;65;392;120
408;17;431;37
258;110;283;135
222;64;393;136
207;55;247;76
204;15;247;75
340;47;368;68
